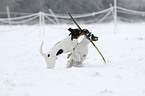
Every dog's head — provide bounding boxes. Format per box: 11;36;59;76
45;53;57;69
40;41;65;69
68;28;84;40
40;42;57;69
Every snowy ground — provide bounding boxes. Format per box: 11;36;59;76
0;23;145;96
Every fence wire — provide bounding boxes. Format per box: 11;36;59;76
0;6;145;25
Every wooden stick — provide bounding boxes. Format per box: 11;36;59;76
68;12;106;64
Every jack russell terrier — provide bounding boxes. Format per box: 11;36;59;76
67;28;98;68
40;28;98;69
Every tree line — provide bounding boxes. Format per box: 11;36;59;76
1;0;145;13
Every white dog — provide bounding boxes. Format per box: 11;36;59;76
40;35;78;69
40;28;98;69
67;36;90;68
67;29;98;68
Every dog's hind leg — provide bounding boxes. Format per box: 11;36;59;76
66;58;74;68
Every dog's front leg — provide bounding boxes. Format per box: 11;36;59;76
66;52;81;68
66;58;74;68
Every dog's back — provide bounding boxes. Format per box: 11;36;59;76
49;35;78;54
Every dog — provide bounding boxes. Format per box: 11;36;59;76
66;36;90;68
40;35;78;69
67;28;98;68
40;28;98;69
39;28;85;69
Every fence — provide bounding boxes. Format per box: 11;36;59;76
0;5;145;34
0;6;145;25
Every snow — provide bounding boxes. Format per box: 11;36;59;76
0;23;145;96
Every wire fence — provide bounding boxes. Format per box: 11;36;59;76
0;6;145;25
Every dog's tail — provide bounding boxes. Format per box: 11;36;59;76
40;41;45;57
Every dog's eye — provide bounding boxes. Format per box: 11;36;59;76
48;54;50;57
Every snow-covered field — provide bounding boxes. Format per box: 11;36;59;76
0;23;145;96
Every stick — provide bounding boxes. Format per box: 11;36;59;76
68;12;106;64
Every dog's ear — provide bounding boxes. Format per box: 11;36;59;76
56;49;63;56
68;28;73;31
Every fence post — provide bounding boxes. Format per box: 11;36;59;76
42;12;45;25
109;4;114;16
42;12;45;35
6;6;11;26
49;9;59;24
114;0;117;34
39;11;42;37
39;11;45;37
